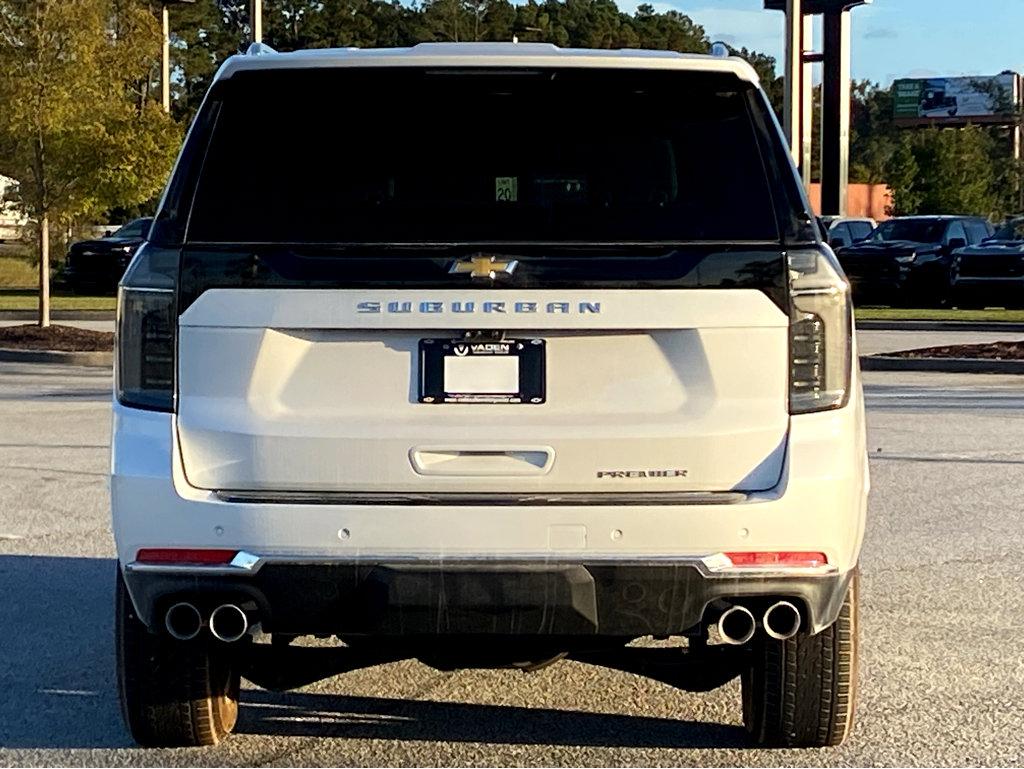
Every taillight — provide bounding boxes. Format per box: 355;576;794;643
788;247;852;414
136;548;238;565
723;551;828;568
116;244;178;412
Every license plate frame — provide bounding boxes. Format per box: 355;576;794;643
419;338;546;404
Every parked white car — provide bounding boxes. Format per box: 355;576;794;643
112;42;868;749
820;216;878;249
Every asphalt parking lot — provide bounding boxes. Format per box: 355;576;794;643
1;362;1023;766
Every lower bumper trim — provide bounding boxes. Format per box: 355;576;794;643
124;558;852;638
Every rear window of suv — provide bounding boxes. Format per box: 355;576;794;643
186;68;782;245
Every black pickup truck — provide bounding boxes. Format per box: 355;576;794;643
951;218;1024;307
836;215;992;305
64;217;152;294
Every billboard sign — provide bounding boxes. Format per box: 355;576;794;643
893;74;1020;122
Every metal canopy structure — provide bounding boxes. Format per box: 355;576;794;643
764;0;869;12
765;0;871;216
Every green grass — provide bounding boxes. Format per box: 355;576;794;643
0;290;116;312
1;244;116;311
855;307;1024;323
0;245;38;288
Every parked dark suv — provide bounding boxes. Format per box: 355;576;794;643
951;217;1024;307
836;215;993;305
64;217;152;294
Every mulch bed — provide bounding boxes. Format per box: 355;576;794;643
0;323;113;352
887;341;1024;360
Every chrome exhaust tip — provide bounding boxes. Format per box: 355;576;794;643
763;600;802;641
208;603;249;643
717;605;757;646
164;602;202;641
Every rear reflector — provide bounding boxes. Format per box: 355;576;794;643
724;551;828;568
135;548;238;565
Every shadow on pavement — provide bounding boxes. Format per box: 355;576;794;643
0;554;748;752
237;689;749;750
0;555;132;749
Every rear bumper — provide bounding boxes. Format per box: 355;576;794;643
123;555;852;637
111;373;868;638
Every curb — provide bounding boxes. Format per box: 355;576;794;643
0;347;112;367
856;320;1024;333
861;355;1024;374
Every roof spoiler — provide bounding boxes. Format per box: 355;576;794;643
246;42;278;56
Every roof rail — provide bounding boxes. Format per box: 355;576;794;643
246;42;278;56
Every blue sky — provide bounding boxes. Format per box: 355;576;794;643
626;1;1024;86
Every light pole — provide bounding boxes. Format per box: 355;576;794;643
161;4;170;112
159;1;195;114
251;0;262;44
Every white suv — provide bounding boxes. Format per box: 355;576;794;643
112;42;867;749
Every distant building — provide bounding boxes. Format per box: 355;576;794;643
808;183;891;221
0;175;27;241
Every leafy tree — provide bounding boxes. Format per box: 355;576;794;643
0;0;180;325
913;126;999;215
159;0;734;123
850;80;898;184
165;1;247;120
884;133;922;215
631;4;706;52
885;126;1008;217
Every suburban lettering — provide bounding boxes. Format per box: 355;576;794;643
355;300;604;315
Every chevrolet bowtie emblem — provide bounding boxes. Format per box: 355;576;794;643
449;255;519;280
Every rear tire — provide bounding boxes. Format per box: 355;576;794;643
741;570;859;748
116;567;241;747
